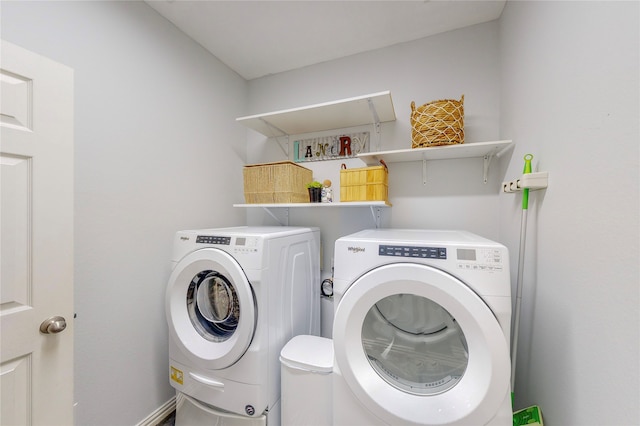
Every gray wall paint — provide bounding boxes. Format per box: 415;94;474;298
246;21;506;270
2;2;248;425
2;1;638;425
247;3;639;425
499;2;639;424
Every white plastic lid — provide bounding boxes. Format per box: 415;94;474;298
280;335;334;373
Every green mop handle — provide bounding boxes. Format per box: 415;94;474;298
522;154;533;210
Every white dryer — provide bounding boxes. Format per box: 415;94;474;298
332;229;512;426
166;226;320;425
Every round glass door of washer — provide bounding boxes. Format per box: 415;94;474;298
362;294;468;395
167;248;256;370
189;270;241;342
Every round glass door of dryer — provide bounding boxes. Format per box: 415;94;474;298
167;248;256;370
333;262;510;426
362;294;468;395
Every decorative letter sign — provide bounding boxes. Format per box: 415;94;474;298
294;132;369;163
339;136;352;157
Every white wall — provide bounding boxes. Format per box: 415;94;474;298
3;1;638;425
246;21;507;272
499;2;639;424
1;2;248;425
247;3;639;425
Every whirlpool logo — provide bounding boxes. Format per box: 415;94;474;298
347;246;365;253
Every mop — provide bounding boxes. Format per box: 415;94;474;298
511;154;544;426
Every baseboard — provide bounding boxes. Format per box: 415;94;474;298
136;396;176;426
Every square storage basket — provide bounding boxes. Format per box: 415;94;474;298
340;161;388;203
243;161;312;204
411;95;464;148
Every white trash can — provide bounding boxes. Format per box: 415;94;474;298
280;335;333;426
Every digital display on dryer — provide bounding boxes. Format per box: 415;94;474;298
456;248;477;261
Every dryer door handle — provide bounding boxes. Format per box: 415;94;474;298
189;372;225;390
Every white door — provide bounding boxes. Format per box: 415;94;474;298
333;263;511;425
0;40;74;425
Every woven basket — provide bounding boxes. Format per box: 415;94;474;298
410;95;464;148
243;161;312;203
340;160;388;203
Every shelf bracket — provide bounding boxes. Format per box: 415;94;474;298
368;98;382;151
422;158;427;186
261;207;289;226
274;135;289;157
259;118;289;157
422;154;495;185
483;154;494;184
369;206;382;228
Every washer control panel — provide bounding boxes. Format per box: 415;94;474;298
379;245;447;259
196;235;231;245
232;237;259;254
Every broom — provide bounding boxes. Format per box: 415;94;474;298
511;154;544;426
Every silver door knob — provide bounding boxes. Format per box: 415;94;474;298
40;316;67;334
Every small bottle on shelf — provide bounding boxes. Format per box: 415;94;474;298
321;180;333;203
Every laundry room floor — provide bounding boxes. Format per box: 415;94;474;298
157;411;175;426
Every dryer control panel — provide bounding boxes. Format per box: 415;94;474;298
379;245;447;259
196;235;231;245
456;248;504;272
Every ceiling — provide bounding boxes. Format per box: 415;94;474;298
145;1;507;81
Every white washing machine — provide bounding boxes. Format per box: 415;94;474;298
166;226;320;425
332;229;512;426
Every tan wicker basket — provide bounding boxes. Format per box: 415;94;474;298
410;95;464;148
243;161;312;203
340;160;388;203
